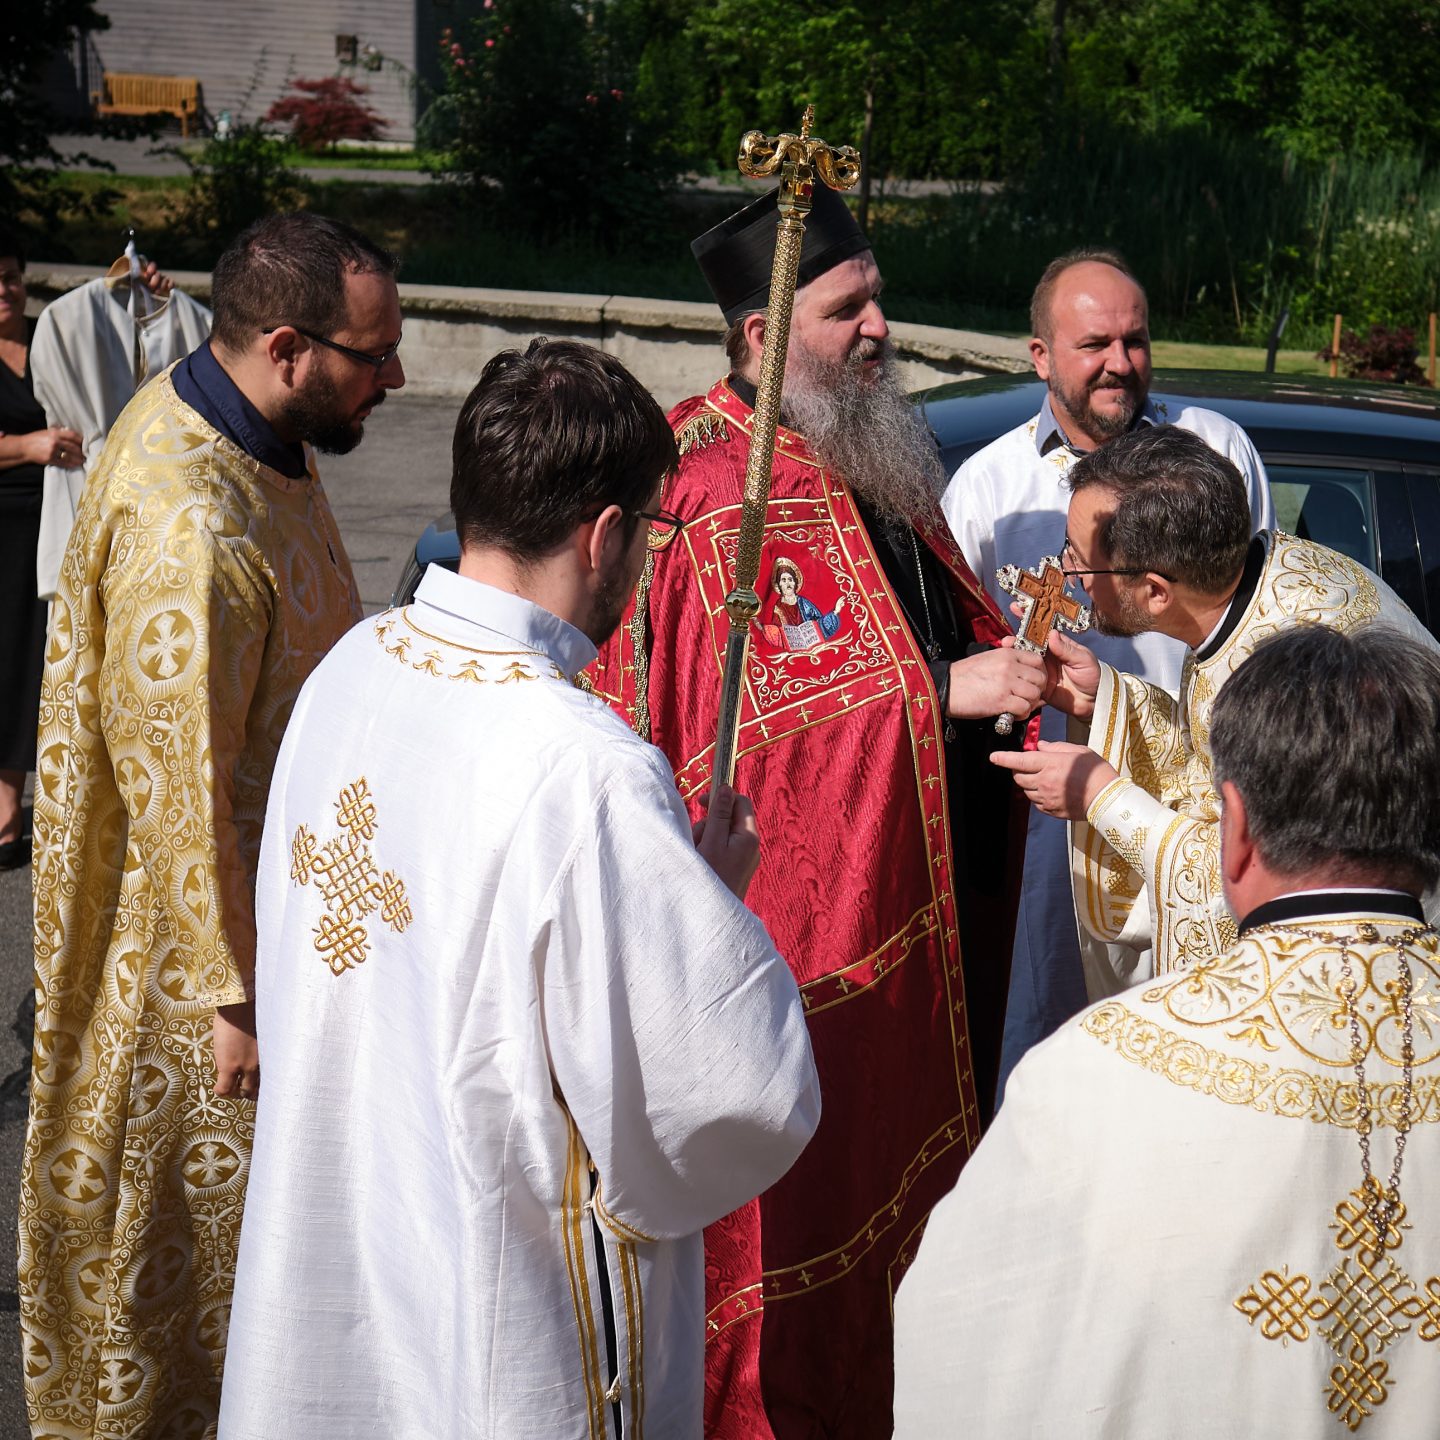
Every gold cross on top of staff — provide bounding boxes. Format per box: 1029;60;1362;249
997;555;1091;653
737;105;861;198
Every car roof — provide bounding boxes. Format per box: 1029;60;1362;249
920;369;1440;466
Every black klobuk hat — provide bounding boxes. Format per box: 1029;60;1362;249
691;185;871;324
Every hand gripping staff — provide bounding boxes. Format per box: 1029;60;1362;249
711;108;861;786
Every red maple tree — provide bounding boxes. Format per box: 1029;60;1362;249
265;77;390;153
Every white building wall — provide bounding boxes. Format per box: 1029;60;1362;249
83;0;421;142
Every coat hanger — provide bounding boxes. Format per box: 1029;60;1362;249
104;229;140;287
104;229;159;324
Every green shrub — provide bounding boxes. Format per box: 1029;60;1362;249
163;125;304;262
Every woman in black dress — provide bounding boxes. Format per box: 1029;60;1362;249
0;231;84;868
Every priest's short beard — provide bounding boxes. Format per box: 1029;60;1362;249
585;549;640;647
1091;582;1150;637
277;368;386;456
779;337;947;522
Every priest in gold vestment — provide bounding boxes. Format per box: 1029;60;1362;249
994;425;1438;995
20;214;402;1439
897;625;1440;1437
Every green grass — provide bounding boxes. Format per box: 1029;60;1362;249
278;147;449;170
53;170;186;194
1149;340;1328;375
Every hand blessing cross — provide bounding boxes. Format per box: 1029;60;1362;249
993;556;1091;735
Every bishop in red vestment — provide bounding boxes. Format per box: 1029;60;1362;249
589;188;1037;1438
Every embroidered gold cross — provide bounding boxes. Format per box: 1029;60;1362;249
291;778;413;976
1235;1182;1440;1431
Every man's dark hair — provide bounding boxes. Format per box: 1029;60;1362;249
451;338;677;561
210;212;398;353
0;228;26;271
1211;625;1440;889
1067;425;1251;594
1030;247;1141;341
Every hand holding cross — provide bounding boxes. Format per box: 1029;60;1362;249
992;556;1092;735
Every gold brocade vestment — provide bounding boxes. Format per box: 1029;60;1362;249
1071;530;1437;992
20;373;361;1439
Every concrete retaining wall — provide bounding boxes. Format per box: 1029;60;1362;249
26;263;1031;411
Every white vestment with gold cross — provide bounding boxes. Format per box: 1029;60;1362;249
218;566;819;1440
1071;531;1438;996
894;898;1440;1438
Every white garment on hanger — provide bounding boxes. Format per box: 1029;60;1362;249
31;274;212;598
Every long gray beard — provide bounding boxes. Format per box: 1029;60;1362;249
779;338;947;523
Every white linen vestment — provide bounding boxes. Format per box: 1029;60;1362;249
942;401;1273;1078
1074;530;1438;991
894;894;1440;1440
31;275;212;597
218;566;821;1440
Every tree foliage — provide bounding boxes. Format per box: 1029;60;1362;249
655;0;1038;189
2;0;109;168
437;0;678;246
2;0;115;231
1062;0;1440;161
645;0;1440;184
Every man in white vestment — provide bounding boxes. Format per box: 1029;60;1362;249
896;623;1440;1438
219;339;821;1440
992;424;1435;992
942;249;1274;1094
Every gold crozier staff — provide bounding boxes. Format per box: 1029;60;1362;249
712;107;860;785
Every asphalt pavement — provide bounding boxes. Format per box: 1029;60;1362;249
0;389;458;1434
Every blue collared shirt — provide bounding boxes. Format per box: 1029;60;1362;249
172;340;309;479
1033;393;1163;458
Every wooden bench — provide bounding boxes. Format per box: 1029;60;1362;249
95;73;202;137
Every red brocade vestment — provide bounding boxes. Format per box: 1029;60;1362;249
589;380;1028;1438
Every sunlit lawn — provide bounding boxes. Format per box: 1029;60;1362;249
1150;340;1328;375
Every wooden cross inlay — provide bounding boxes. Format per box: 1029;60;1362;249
996;555;1091;653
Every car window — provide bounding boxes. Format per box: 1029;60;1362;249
1374;469;1428;628
1264;464;1374;570
1405;468;1440;636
